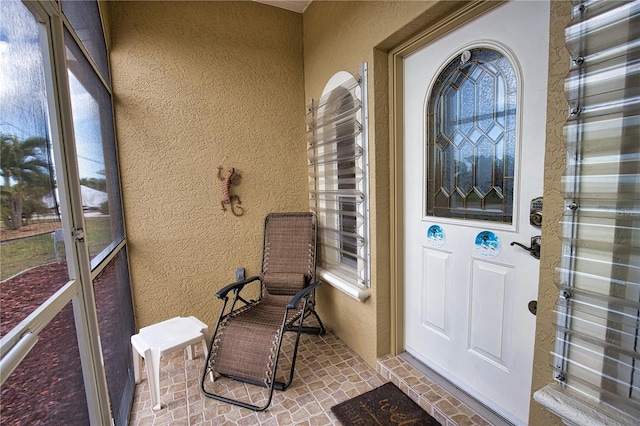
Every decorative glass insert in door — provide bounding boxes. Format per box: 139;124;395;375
426;48;517;223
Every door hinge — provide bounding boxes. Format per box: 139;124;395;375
72;228;85;242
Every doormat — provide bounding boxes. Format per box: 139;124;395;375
331;382;441;425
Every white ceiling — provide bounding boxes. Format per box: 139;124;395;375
253;1;313;14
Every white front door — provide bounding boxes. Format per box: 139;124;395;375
403;1;550;424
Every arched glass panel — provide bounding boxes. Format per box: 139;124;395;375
426;48;517;223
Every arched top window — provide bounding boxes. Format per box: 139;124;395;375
307;65;370;301
426;47;518;223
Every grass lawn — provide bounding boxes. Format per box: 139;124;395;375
0;216;113;281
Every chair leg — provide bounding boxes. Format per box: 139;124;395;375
281;297;323;389
290;307;325;335
282;323;305;390
306;308;326;335
144;347;162;410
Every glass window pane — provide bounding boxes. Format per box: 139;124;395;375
65;30;124;262
61;0;110;85
336;92;358;268
0;302;90;424
94;247;135;426
1;0;70;327
427;48;516;223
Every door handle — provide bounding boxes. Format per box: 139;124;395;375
510;236;541;259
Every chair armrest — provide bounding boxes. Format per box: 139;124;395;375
215;276;260;299
287;280;321;310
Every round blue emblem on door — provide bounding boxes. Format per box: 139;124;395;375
474;231;501;257
426;225;445;248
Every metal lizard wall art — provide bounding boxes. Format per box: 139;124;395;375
217;166;244;216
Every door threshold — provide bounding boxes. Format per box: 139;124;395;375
377;352;514;426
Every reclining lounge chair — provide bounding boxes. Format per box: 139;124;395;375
201;212;325;411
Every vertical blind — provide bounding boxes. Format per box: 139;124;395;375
306;64;369;288
552;0;640;419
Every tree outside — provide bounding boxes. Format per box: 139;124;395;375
1;134;54;230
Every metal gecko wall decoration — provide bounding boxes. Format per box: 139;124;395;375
217;166;243;216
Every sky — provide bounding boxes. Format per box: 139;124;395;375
0;0;106;181
0;0;49;142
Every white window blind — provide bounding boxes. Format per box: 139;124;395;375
552;0;640;421
307;64;370;298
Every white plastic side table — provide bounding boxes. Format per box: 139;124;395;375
131;316;210;410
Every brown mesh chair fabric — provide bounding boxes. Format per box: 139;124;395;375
211;301;299;384
262;272;307;296
201;213;325;411
263;214;314;275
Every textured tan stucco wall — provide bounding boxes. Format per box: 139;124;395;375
106;1;307;329
303;0;442;366
529;1;572;425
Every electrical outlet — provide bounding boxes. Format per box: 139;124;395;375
235;268;245;282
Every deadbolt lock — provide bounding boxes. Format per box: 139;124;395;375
530;197;543;227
